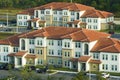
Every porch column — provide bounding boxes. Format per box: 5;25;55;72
35;58;37;66
69;61;72;69
14;57;18;68
78;62;81;72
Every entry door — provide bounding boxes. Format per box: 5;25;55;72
81;63;86;71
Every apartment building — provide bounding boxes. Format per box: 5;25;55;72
17;2;114;30
1;27;120;72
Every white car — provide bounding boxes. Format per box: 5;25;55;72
102;73;110;78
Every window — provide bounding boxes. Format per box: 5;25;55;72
64;42;70;48
46;11;50;14
58;59;62;64
58;40;62;46
48;49;54;55
93;25;97;29
36;11;38;17
13;47;18;52
37;40;42;46
24;16;27;19
64;12;68;15
75;42;81;48
64;61;69;67
102;54;108;60
71;11;74;15
48;59;54;64
38;59;43;64
111;65;117;71
49;40;54;45
102;64;108;70
58;50;62;56
53;17;57;21
41;10;44;14
64;51;70;57
3;47;8;52
37;49;42;55
111;55;117;61
76;13;79;20
41;16;44;20
94;19;97;23
29;48;34;54
93;53;99;59
59;11;62;15
21;39;25;50
29;39;34;45
54;10;57;14
75;52;81;57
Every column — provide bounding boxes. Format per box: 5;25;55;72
69;61;72;69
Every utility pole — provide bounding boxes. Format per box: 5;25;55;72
6;12;8;27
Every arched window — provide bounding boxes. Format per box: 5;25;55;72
21;39;25;50
84;44;89;55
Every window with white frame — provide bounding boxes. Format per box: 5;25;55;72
13;47;18;52
75;42;81;48
48;49;54;55
64;61;70;67
48;40;54;45
75;52;81;58
53;10;57;14
46;11;50;14
58;59;62;65
29;48;34;54
59;11;62;15
58;50;62;56
71;11;74;15
3;56;8;61
93;25;97;29
59;17;62;21
64;42;70;48
38;59;43;64
53;17;57;21
37;49;42;55
64;12;68;15
102;64;108;70
102;54;108;60
19;16;22;19
29;39;34;45
41;10;44;14
58;40;62;46
41;16;44;20
64;51;70;57
37;40;42;46
93;53;99;59
24;16;27;19
48;59;54;64
3;47;8;52
111;55;117;61
111;65;117;71
94;19;97;23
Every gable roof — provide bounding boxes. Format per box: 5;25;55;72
14;51;27;57
78;56;91;62
36;2;94;11
19;27;110;42
81;9;113;18
91;38;120;53
0;33;26;46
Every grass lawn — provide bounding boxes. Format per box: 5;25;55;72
0;32;15;39
0;8;23;16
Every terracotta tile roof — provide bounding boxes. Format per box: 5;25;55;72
7;53;16;56
70;58;78;62
25;54;37;59
89;59;101;64
91;38;120;53
27;18;40;22
0;33;26;46
81;9;113;18
36;2;94;11
15;51;27;57
67;20;80;24
20;27;110;42
62;28;110;42
39;20;46;23
78;56;91;62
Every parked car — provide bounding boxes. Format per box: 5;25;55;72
102;73;110;79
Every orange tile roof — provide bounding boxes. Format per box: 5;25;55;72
15;51;27;57
7;53;16;56
25;54;37;59
19;27;110;42
17;8;35;15
36;2;94;11
0;32;26;46
67;20;80;24
91;38;120;53
89;59;101;64
81;9;113;18
78;56;91;62
27;18;40;22
70;58;78;62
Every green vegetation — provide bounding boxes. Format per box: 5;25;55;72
0;0;120;17
0;32;15;39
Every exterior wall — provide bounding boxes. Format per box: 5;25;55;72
90;63;99;71
98;52;120;72
17;14;31;26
